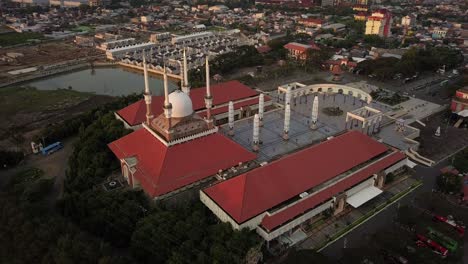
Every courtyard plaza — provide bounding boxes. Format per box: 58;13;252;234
220;92;391;162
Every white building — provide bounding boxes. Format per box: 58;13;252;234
50;0;88;7
10;0;49;5
141;16;154;24
106;42;156;60
401;15;416;27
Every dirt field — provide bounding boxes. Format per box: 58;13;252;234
0;41;102;80
0;87;115;152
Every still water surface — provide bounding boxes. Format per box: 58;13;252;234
27;67;177;96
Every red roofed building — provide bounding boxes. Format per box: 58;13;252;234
256;45;272;54
109;127;256;198
325;58;358;70
116;80;271;129
284;42;313;61
109;56;258;199
298;18;325;28
354;12;367;21
201;131;408;242
451;87;468;113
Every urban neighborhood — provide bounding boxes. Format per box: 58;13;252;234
0;0;467;263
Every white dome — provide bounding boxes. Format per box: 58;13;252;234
168;90;193;118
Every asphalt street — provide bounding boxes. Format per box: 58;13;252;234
320;161;447;261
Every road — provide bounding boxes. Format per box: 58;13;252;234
343;72;460;105
319;161;447;261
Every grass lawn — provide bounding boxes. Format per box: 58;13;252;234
208;26;227;32
71;26;93;33
0;32;44;46
0;86;92;118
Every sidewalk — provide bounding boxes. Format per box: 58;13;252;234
297;176;421;250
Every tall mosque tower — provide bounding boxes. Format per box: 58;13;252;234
144;55;216;143
109;54;256;200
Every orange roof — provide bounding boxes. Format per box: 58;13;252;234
203;131;400;224
261;151;405;230
299;18;324;25
117;80;259;126
284;42;312;53
331;65;343;74
256;45;272;53
109;129;256;197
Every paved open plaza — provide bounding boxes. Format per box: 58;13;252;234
220;92;385;162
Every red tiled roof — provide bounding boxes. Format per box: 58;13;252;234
261;151;406;231
299;18;324;25
326;59;358;68
108;129;256;197
331;65;343;74
284;42;312;53
307;41;321;50
440;166;459;175
203;131;395;224
198;96;271;118
256;45;272;53
117;80;259;126
368;16;384;21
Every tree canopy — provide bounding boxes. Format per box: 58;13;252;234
356;46;463;80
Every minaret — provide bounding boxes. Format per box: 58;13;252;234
228;101;234;136
143;52;153;125
310;95;319;130
182;48;190;94
163;67;173;129
258;93;264;126
252;114;260;152
285;86;292;105
283;103;291;140
204;56;214;127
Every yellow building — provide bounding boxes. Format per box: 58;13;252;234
354;12;367;21
365;10;392;37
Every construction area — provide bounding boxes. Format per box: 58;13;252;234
0;41;102;83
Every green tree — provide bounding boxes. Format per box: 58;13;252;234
305;47;333;68
453;148;468;173
436;173;462;194
363;34;386;48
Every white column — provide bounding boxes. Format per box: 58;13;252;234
377;115;382;129
253;114;260;152
228;101;234;136
259;93;264;126
163;67;172;119
285;86;292;105
204;56;213;126
143;52;150;95
205;56;211;97
143;54;153;124
283;103;291;140
182;48;190;94
345;113;350;129
311;95;319;130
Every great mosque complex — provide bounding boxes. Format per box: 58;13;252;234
109;52;424;245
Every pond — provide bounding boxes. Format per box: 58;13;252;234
25;67;178;96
